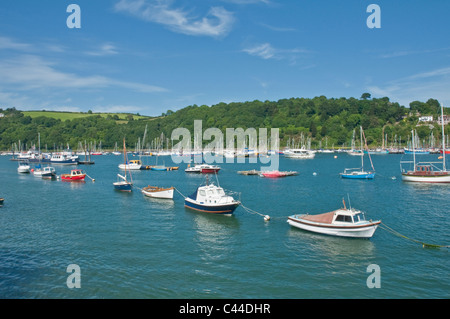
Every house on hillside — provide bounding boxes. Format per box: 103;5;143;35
418;115;433;123
438;115;449;125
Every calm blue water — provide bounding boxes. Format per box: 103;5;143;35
0;153;449;299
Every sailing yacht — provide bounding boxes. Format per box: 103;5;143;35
114;139;133;191
400;104;449;183
340;126;375;179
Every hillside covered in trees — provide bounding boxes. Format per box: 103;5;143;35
0;95;448;151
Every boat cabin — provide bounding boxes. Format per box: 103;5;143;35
414;164;433;173
191;184;233;205
405;163;448;176
300;209;368;225
333;210;367;224
70;169;85;176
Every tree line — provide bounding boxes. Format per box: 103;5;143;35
0;95;448;151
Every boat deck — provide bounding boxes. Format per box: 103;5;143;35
237;170;260;175
299;211;336;224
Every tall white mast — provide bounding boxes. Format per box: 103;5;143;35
360;126;364;169
441;103;446;171
412;130;416;169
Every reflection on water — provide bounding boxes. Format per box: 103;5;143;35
61;180;86;190
285;226;376;260
403;181;450;194
189;210;240;263
142;196;175;210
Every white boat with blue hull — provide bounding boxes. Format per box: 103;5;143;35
184;177;240;215
49;154;79;165
341;126;375;179
340;168;375;179
113;174;133;192
34;166;56;179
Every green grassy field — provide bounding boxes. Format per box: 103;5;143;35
22;111;151;121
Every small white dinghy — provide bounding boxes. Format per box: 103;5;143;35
142;186;174;199
287;200;380;239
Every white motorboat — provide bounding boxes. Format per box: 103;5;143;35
33;166;56;178
185;164;220;173
184;177;240;215
41;166;56;179
17;161;31;173
185;164;201;173
287;202;380;238
118;159;142;170
284;147;315;159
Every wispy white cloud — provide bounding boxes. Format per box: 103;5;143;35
378;47;450;59
0;36;32;51
45;44;66;53
405;67;450;80
85;43;119;56
222;0;271;4
243;43;276;59
367;66;450;107
90;104;145;114
0;91;32;108
260;23;297;32
0;35;68;55
114;0;235;37
42;105;83;112
242;42;310;64
379;50;418;59
0;55;167;93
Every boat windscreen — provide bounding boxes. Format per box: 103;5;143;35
335;215;353;223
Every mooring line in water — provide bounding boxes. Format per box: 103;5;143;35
379;223;449;249
85;173;95;182
174;187;186;199
374;172;398;180
240;203;271;221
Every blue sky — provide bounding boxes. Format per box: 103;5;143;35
0;0;449;116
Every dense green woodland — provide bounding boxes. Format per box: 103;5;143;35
0;95;448;151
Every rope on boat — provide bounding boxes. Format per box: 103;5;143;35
379;223;449;249
240;203;271;221
85;173;95;182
